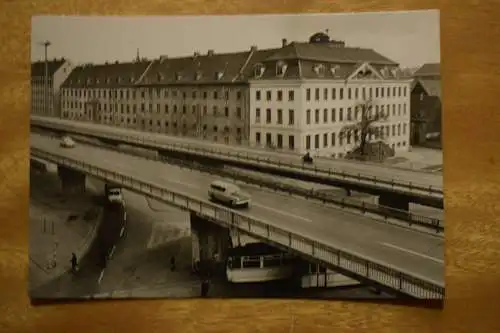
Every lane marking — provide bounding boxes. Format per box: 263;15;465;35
98;269;105;284
252;202;312;223
380;242;444;264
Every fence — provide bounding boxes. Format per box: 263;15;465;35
30;117;443;198
31;147;445;299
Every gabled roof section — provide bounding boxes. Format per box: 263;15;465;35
414;63;440;77
31;58;66;77
265;42;398;65
137;50;253;86
61;60;152;89
346;62;384;81
417;79;442;98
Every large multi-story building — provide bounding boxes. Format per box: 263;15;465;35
249;33;412;157
31;58;74;117
410;63;442;146
59;32;411;156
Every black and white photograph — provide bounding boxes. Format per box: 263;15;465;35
29;10;444;303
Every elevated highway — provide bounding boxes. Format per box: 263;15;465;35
30;116;444;210
30;133;444;299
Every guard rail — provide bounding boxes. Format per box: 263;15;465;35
30;118;443;197
30;146;444;299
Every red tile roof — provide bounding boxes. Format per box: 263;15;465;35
414;63;440;77
60;60;152;88
31;58;66;77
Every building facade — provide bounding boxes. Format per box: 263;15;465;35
248;35;412;157
58;33;411;156
31;58;73;117
410;63;442;146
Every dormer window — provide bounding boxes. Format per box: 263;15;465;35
330;65;340;76
156;73;164;82
105;77;110;84
96;78;100;84
313;64;326;76
254;63;265;78
195;71;202;80
86;78;92;85
175;72;182;81
215;71;223;80
276;61;288;76
381;67;389;77
129;76;134;83
116;76;122;83
77;78;81;84
391;68;398;78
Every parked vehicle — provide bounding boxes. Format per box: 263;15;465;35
60;135;75;148
208;180;251;208
302;152;313;164
104;184;125;206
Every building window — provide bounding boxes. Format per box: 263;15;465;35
266;108;271;124
331;133;336;146
288;109;294;125
306;135;311;150
323;88;328;100
256;132;261;144
266;90;272;101
339;88;344;100
323;133;328;147
332;88;336;100
277;109;283;124
331;108;336;122
315;109;319;124
306;88;311;101
237;91;242;100
288;90;294;101
288;135;295;150
315;88;320;101
266;133;272;146
256;90;261;101
277;90;283;101
256;108;261;123
236;107;241;119
224;107;229;117
277;134;283;148
323;109;328;123
314;134;319;149
306;109;311;124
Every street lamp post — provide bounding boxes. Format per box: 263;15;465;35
39;40;51;116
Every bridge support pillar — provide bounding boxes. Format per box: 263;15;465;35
378;193;410;212
57;165;86;194
190;212;231;277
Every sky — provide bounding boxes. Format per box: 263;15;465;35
31;10;440;68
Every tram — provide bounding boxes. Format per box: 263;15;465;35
225;243;295;283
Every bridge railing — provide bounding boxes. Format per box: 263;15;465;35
30;147;444;299
30;118;443;197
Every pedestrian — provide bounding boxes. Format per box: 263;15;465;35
200;279;210;297
70;252;78;273
170;256;176;272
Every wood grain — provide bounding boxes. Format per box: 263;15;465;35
1;0;500;332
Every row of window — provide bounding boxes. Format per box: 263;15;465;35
254;85;408;103
304;104;407;125
63;102;244;119
254;128;408;152
62;87;243;101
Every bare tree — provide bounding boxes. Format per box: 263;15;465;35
339;99;389;159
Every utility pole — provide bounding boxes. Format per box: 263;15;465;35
39;40;51;116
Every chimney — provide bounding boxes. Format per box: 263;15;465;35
250;45;257;52
282;38;287;47
194;51;200;57
207;49;214;56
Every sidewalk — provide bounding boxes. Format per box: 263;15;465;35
28;173;102;291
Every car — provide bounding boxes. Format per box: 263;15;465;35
208;180;251;208
60;135;76;148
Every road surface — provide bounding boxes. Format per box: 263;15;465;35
31;133;444;285
31;116;443;189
